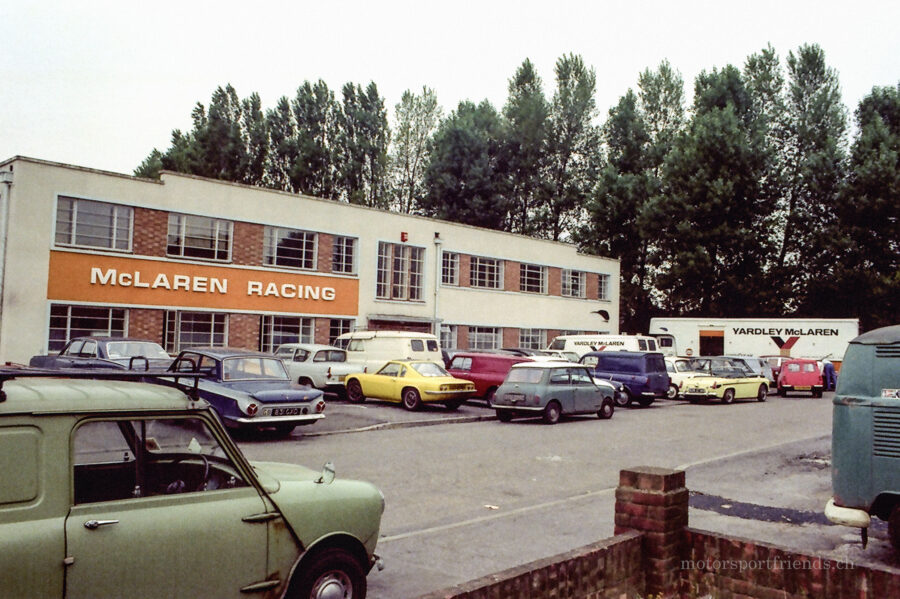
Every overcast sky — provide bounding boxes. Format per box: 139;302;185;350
3;0;899;175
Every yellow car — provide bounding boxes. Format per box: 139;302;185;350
682;357;770;404
345;360;476;410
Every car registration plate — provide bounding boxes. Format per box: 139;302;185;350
267;407;301;417
795;386;811;391
505;393;525;403
687;388;703;394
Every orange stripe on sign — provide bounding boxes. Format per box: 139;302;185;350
699;330;725;338
46;251;359;315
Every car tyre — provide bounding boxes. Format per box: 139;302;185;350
615;390;631;408
721;389;735;404
273;424;296;436
889;504;900;553
813;390;823;398
444;399;463;410
402;388;422;411
666;384;678;400
757;384;768;402
637;395;654;407
496;410;513;422
598;398;614;420
778;385;786;397
288;547;366;599
346;380;366;403
298;377;314;387
542;401;561;425
484;387;496;407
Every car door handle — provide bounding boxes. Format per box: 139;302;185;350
84;519;119;530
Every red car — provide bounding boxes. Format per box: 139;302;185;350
777;358;824;397
447;352;531;404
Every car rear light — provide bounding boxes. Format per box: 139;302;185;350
316;401;326;413
327;367;332;378
246;403;258;416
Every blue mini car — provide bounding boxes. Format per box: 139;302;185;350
168;347;325;435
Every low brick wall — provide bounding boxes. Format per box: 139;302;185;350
415;530;645;599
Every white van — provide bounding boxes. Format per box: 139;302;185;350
335;330;443;372
547;334;660;359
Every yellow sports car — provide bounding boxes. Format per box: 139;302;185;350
345;360;476;410
682;357;770;404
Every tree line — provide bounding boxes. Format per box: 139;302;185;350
135;45;899;333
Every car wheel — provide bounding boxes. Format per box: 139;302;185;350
346;380;366;403
496;410;513;422
402;388;422;411
542;401;561;425
757;384;768;402
813;390;823;398
288;547;366;599
721;389;735;404
273;424;296;436
615;390;631;408
484;387;496;407
298;377;314;387
444;399;463;410
598;398;614;420
889;504;900;553
637;395;654;407
666;384;678;400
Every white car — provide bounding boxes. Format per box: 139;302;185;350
664;356;703;399
275;343;364;396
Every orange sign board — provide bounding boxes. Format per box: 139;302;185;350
47;251;360;315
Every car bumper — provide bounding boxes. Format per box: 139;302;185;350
781;385;824;392
494;404;544;412
228;413;326;427
825;498;870;528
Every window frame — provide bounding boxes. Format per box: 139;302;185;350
597;273;610;301
470;256;503;290
331;236;357;274
518;328;546;350
48;304;127;353
561;269;587;298
263;226;318;270
55;196;133;252
519;263;547;294
164;311;228;354
376;241;425;302
468;326;500;350
166;213;233;262
442;252;460;286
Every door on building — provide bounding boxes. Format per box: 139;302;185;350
699;330;724;356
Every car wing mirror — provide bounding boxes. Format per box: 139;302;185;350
316;461;335;485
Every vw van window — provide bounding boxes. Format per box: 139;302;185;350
427;340;439;351
410;340;424;351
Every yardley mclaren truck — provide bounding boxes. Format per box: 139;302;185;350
648;317;860;364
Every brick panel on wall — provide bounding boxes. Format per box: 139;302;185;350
456;325;470;349
318;233;334;273
586;273;599;300
459;255;471;288
132;207;169;257
548;267;562;297
504;261;520;292
232;222;264;266
229;313;260;350
314;318;331;345
502;328;519;348
128;308;165;344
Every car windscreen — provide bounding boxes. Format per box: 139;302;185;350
411;362;448;377
222;357;289;380
506;368;544;384
106;341;170;359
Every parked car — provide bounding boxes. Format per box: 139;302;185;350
274;343;364;396
826;324;900;552
761;355;790;386
579;351;669;407
721;355;777;390
664;356;703;399
337;330;443;372
0;369;384;599
492;363;616;424
29;336;173;370
447;352;532;404
168;348;326;434
682;357;770;404
777;358;824;397
345;360;476;410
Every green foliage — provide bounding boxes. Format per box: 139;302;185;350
390;87;442;214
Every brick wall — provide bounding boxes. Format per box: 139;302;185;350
133;207;168;256
502;328;519;348
459;254;471;288
233;222;264;266
229;314;260;350
548;267;561;297
456;325;470;350
504;261;519;292
314;318;331;345
129;308;165;344
586;272;599;300
318;234;334;273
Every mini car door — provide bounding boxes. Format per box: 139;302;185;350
548;368;576;412
64;416;274;599
570;367;602;412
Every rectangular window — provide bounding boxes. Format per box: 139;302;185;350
328;319;355;345
470;256;502;289
48;304;127;352
519;264;546;294
164;311;227;353
469;326;500;350
264;227;317;270
332;236;357;274
598;274;610;301
442;252;459;286
376;242;425;301
561;269;586;298
441;325;458;350
260;315;313;353
167;214;232;261
55;197;132;251
519;328;546;350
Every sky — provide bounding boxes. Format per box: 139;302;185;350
3;0;900;175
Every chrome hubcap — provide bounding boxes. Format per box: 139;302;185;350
312;571;352;599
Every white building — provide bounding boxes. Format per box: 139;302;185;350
0;156;620;363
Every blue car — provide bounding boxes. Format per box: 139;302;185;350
579;351;670;407
168;347;326;435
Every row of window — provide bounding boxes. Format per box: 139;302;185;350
49;304;354;354
56;196;610;301
439;326;548;351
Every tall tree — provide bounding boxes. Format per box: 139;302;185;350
421;100;511;229
648;65;775;315
502;59;550;235
389;87;442;214
335;82;389;207
775;44;847;305
290;80;340;199
541;54;600;241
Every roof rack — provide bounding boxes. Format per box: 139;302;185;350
0;367;203;403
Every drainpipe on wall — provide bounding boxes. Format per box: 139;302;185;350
433;232;442;338
0;168;13;361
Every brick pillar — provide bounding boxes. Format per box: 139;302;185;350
614;466;688;598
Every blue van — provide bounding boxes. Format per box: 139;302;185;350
579;351;670;407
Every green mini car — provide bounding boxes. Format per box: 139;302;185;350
826;325;900;551
0;370;384;599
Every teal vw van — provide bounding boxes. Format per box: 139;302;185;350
826;325;900;549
